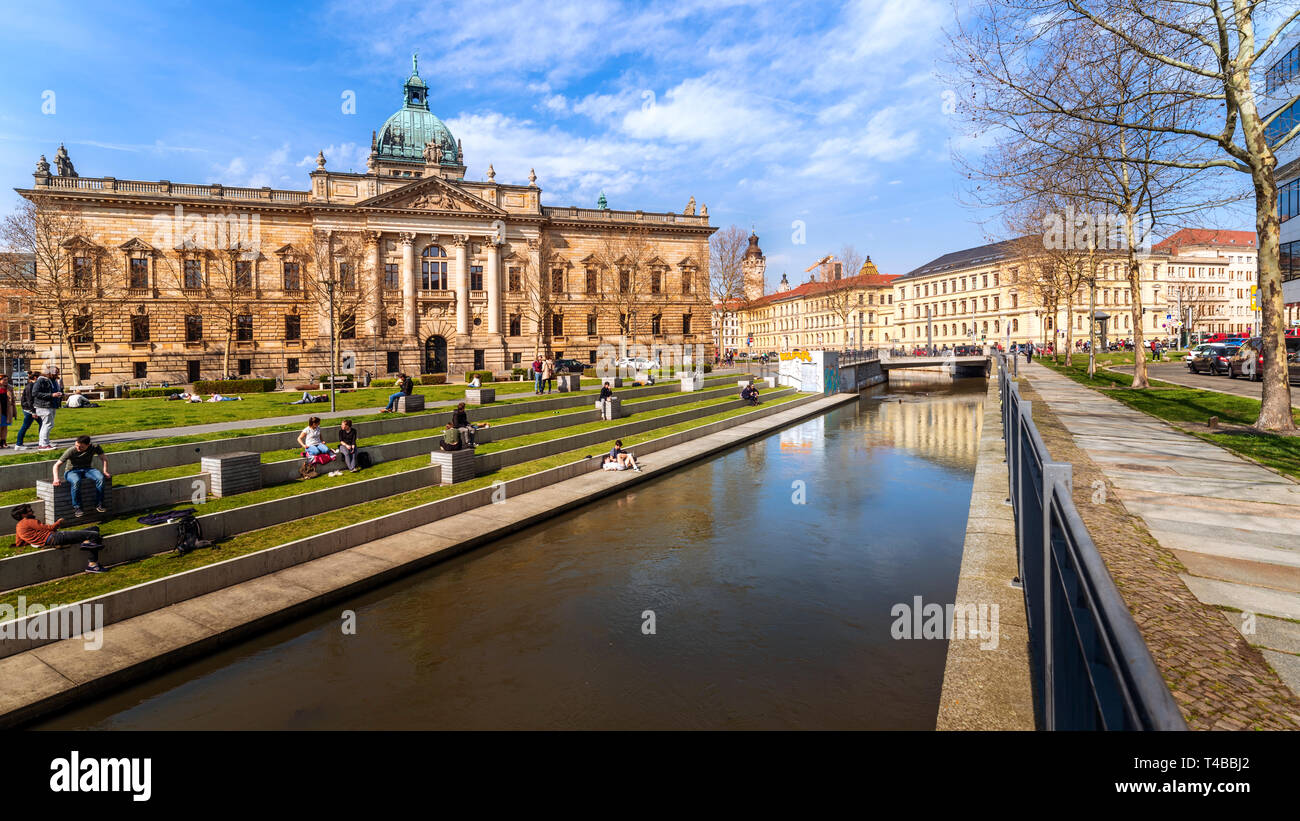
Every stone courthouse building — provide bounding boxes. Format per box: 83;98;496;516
13;58;714;384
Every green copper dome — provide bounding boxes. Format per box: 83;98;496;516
376;54;458;165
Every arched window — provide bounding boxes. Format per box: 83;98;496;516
422;245;448;290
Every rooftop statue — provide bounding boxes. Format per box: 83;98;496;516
55;144;77;177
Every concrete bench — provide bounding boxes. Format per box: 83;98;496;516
594;396;624;420
557;373;581;392
202;452;263;497
396;394;425;413
430;446;476;484
37;474;115;524
680;373;703;391
319;380;356;391
466;388;496;405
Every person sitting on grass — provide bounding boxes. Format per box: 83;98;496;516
53;435;111;518
337;418;361;473
439;422;464;452
11;504;106;573
608;439;641;472
451;402;487;446
740;383;761;406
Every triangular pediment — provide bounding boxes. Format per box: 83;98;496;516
119;237;156;253
357;174;506;216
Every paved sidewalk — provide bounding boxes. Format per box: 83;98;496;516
1021;363;1300;706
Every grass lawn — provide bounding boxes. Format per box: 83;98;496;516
1034;354;1300;481
0;392;810;612
0;389;752;557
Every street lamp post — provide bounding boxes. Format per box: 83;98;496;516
328;280;337;413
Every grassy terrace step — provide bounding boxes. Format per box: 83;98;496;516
0;389;750;558
1034;355;1300;481
0;380;743;508
0;393;810;612
0;373;738;469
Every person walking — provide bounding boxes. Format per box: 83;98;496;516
32;365;64;450
52;435;111;517
1024;344;1033;365
0;374;15;449
13;376;37;449
543;356;556;394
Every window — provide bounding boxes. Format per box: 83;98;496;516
284;314;300;340
386;351;399;373
185;314;203;342
421;245;448;290
235;260;253;289
74;363;89;382
471;265;484;291
341;310;356;339
509;267;521;292
551;268;564;294
586;269;598;294
283;262;300;291
72;313;93;344
384;263;400;289
129;257;149;288
650;271;662;294
287;358;300;375
512;352;522;366
339;262;355;291
552;312;564;337
1266;42;1300;92
238;359;251;376
1267;100;1300;145
184;258;203;289
131;314;150;343
683;314;692;335
587;314;597;335
651;314;662;335
619;269;630;293
236;314;253;342
133;361;147;379
73;256;92;289
509;314;522;336
682;271;691;294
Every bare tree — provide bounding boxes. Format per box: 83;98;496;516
950;0;1296;427
156;237;260;379
593;225;664;341
512;235;553;359
0;197;123;378
305;230;378;384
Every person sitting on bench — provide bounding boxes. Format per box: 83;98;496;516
608;439;641;472
451;402;488;446
11;503;106;573
298;416;333;459
383;373;414;412
53;434;111;517
439;422;464;452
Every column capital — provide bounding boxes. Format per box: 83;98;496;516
364;230;382;246
399;232;417;246
450;234;471;248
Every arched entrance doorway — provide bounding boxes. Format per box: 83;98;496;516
424;335;447;374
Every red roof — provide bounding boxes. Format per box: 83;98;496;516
745;272;899;309
1153;229;1256;254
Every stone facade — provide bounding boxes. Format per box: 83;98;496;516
738;262;899;353
12;62;714;385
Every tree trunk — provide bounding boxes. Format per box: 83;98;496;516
1124;221;1149;389
223;329;232;380
1252;163;1297;430
1063;291;1074;367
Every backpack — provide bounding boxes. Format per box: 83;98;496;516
174;513;208;555
19;382;34;413
356;450;372;469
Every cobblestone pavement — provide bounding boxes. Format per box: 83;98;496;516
1019;364;1300;730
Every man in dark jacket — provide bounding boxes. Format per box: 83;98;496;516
32;365;64;450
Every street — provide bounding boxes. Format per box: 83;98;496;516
1111;361;1300;406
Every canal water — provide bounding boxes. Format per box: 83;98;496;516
38;380;985;730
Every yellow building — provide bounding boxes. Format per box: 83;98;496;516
738;257;899;353
12;58;714;384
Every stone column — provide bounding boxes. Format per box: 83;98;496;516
453;234;470;335
401;233;417;336
486;240;501;334
366;231;383;337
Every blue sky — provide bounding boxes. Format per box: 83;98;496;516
2;0;1003;287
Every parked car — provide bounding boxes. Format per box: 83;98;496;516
553;358;586;374
1187;343;1233;375
615;357;661;371
953;344;980;356
1228;338;1264;380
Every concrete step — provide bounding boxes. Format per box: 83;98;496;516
1180;574;1300;621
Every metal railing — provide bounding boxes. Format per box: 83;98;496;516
997;352;1185;730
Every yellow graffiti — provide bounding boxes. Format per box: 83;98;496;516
779;350;812;362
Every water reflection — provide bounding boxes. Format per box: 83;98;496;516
38;381;986;731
